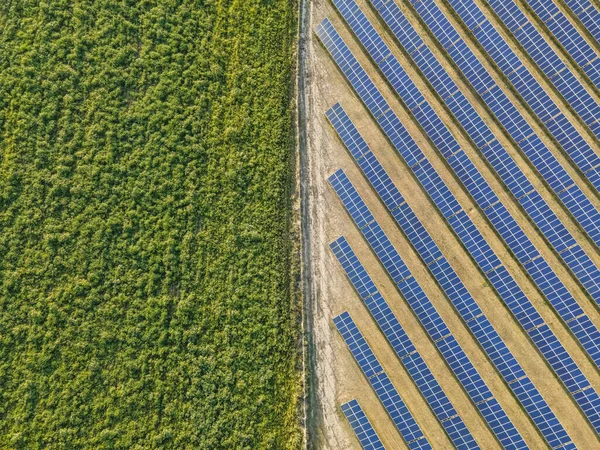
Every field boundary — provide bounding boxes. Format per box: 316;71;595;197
297;0;314;448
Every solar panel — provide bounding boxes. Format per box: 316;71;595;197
334;312;432;449
411;0;600;196
327;104;575;449
522;0;600;90
366;0;600;298
331;236;479;448
328;1;600;369
341;399;386;450
481;0;600;132
314;18;600;436
329;174;525;448
561;0;600;47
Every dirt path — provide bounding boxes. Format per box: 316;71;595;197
297;0;311;446
298;0;358;447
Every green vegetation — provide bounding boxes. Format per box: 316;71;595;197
0;1;301;448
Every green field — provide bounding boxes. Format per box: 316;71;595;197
0;1;301;448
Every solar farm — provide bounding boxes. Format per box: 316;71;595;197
304;0;600;447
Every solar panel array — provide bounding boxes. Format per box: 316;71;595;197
521;0;600;89
331;236;480;449
327;2;600;369
364;0;600;301
341;399;386;450
407;0;600;196
478;0;600;138
334;312;433;449
327;104;576;450
562;0;600;46
329;174;526;449
368;0;600;246
315;17;600;435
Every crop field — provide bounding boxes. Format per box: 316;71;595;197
0;1;301;448
305;0;600;448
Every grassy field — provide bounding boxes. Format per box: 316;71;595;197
0;1;301;448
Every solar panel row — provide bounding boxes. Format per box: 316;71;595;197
562;0;600;46
314;18;600;436
327;2;600;369
329;174;526;449
364;0;600;301
521;0;600;89
334;312;433;449
371;2;600;251
331;236;480;449
341;399;386;450
407;0;600;196
481;0;600;137
327;103;576;450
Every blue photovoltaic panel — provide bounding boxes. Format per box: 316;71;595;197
481;0;600;139
341;399;386;450
562;0;600;46
327;104;576;450
329;0;600;370
522;0;600;90
367;0;600;256
314;18;600;437
406;0;600;198
331;236;480;449
334;312;432;449
329;174;525;449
